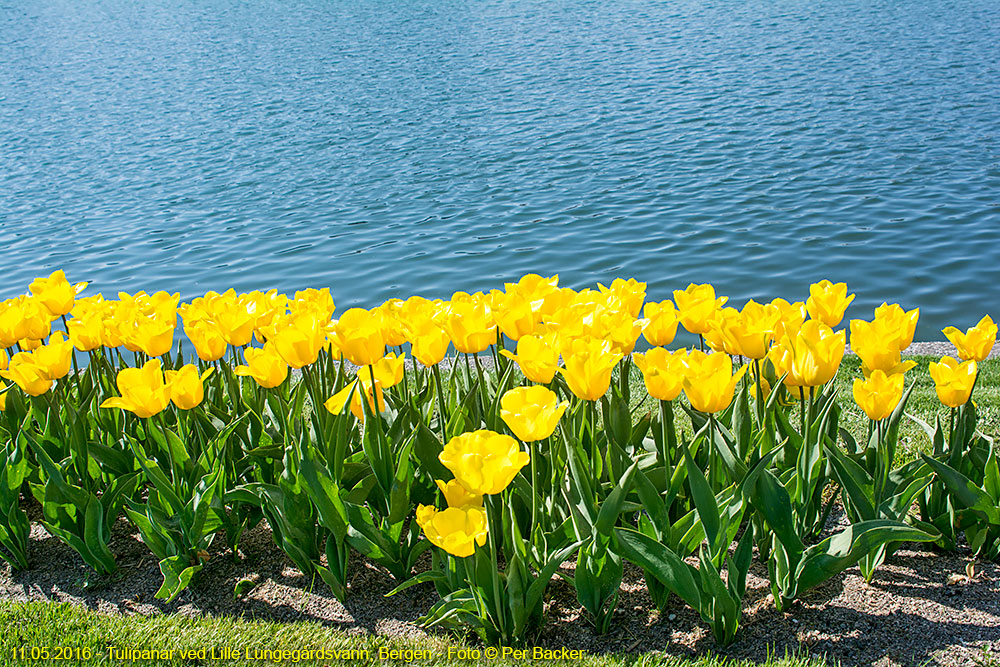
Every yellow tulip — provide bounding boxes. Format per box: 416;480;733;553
436;296;496;354
633;347;688;401
407;318;451;367
292;288;335;320
558;336;623;401
415;504;488;558
874;303;919;349
213;292;256;347
360;352;405;389
500;332;560;384
943;315;997;362
100;359;171;418
0;349;7;372
852;370;905;421
329;308;386;367
500;386;568;442
165;364;214;410
597;278;647;318
492;291;537;341
928;356;977;408
768;319;845;389
770;298;808;338
704;307;741;355
438;429;529;496
324;379;385;421
185;320;228;362
681;351;747;413
673;284;728;335
504;274;559;304
18;298;53;342
271;313;327;368
376;299;409;348
0;384;7;411
596;309;644;357
235;344;289;388
849;318;916;377
32;332;74;381
435;479;483;509
641;300;679;346
805;280;855;327
67;313;105;352
29;270;87;318
0;353;53;396
126;317;176;357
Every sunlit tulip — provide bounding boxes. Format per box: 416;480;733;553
770;298;808;338
874;303;919;349
0;349;7;372
100;359;171;418
360;352;405;389
415;504;488;558
500;332;560;384
235;344;289;388
943;315;997;362
558;336;623;401
597;309;645;357
704;307;741;355
164;364;213;410
849;318;916;377
214;292;256;347
29;270;87;318
633;347;688;401
19;298;53;341
247;289;288;342
185;320;228;362
32;332;74;380
20;338;42;351
0;353;53;396
597;278;647;318
376;299;409;348
439;429;529;496
0;384;7;411
437;297;496;354
641;300;679;346
329;308;386;367
492;291;537;341
435;479;483;509
673;283;728;335
407;318;451;367
500;386;568;442
805;280;855;328
291;288;335;320
768;320;845;390
681;351;747;413
537;287;577;320
67;313;105;352
324;379;385;421
852;370;905;421
928;356;977;408
271;314;327;368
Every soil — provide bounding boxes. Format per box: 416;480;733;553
2;501;998;667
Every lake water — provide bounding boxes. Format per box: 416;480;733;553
2;0;999;340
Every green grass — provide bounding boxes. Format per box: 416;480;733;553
0;601;829;667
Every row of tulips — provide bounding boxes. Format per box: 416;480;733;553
1;271;999;646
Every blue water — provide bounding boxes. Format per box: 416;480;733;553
2;0;999;340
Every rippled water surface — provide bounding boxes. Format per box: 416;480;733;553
2;0;999;338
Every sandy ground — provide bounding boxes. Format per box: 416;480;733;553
2;501;998;667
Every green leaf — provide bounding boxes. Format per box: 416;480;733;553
613;527;701;610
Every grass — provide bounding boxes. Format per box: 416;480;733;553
2;355;997;667
0;600;829;667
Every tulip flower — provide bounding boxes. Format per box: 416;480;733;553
29;270;87;318
673;283;728;335
214;293;256;347
770;298;807;338
943;315;997;362
362;352;405;389
597;278;647;318
407;318;451;367
376;299;409;348
32;332;74;381
0;353;53;396
435;479;483;509
805;280;855;328
185;320;228;362
681;351;747;414
438;429;529;496
329;308;386;367
852;369;905;421
849;318;916;377
235;344;289;388
0;349;7;372
271;313;327;368
641;300;679;346
558;336;623;401
67;313;105;352
127;318;176;357
291;288;336;320
415;504;488;558
492;291;537;341
874;303;919;349
0;384;7;411
100;359;171;418
768;320;845;389
324;379;385;421
18;298;53;342
500;332;560;384
165;364;214;410
633;347;688;401
500;386;568;442
929;356;977;408
436;296;496;354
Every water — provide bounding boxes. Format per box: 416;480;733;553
2;0;999;340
